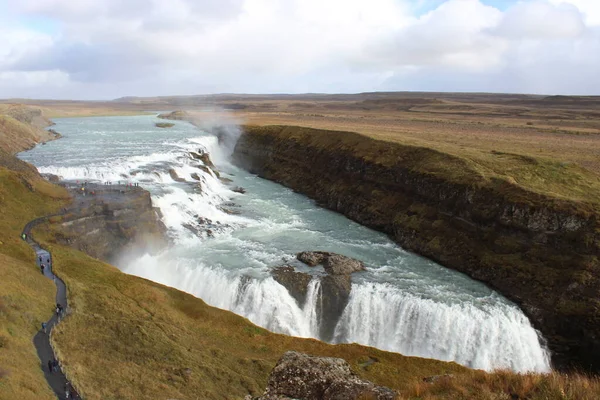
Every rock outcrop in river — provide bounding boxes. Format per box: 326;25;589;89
234;125;600;371
272;251;366;340
248;351;397;400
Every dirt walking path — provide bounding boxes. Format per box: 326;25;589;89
23;216;80;400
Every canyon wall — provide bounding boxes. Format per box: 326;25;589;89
53;187;167;264
233;125;600;371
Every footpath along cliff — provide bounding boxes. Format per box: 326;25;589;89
233;125;600;371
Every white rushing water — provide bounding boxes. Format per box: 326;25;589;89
19;114;551;372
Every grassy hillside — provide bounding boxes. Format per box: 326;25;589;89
0;105;58;154
0;166;70;399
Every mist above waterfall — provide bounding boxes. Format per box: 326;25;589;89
184;109;243;161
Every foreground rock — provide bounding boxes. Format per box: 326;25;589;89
234;124;600;371
249;351;396;400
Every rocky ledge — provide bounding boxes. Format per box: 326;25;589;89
272;251;365;340
246;351;396;400
51;182;167;264
234;124;600;371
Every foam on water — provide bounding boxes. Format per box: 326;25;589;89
20;115;551;372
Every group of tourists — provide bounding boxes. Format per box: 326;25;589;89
56;303;65;319
39;255;51;275
103;180;140;187
79;184;96;196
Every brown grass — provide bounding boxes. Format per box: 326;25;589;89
398;370;600;400
0;166;69;400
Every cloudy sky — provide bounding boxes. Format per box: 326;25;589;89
1;0;599;99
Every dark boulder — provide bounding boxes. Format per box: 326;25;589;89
195;162;221;179
272;266;312;306
197;165;212;176
297;251;329;266
297;251;366;275
275;251;366;341
218;206;241;215
323;253;365;275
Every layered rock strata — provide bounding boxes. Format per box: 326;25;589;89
53;184;167;263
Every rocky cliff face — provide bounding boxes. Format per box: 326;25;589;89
233;125;600;371
53;184;167;264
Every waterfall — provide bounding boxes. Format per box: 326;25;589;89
303;279;322;336
331;283;550;373
31;115;552;373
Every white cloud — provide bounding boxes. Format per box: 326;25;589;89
495;1;585;39
0;0;599;99
365;0;506;70
0;70;69;89
0;28;55;69
549;0;600;25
